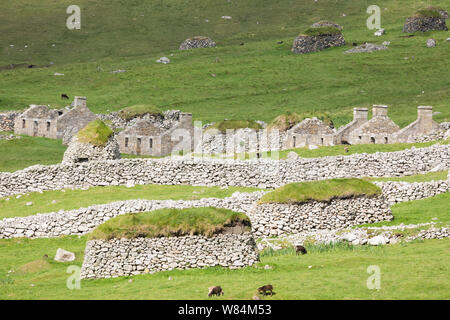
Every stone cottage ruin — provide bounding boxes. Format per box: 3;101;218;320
282;105;441;148
14;96;96;144
117;112;194;156
285;117;335;148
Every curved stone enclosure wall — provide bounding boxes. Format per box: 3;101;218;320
251;196;392;237
0;192;264;239
81;233;258;279
0;144;448;197
1;179;448;240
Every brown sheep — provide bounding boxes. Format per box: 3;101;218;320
208;286;224;297
296;245;307;255
258;285;273;296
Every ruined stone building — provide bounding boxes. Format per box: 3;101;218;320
282;105;441;148
14;96;97;144
395;106;440;142
117;112;194;156
285;118;335;148
346;105;400;145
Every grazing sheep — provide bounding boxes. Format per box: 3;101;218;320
258;285;273;296
61;94;69;100
208;286;224;297
296;245;307;255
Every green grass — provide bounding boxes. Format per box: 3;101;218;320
0;133;67;172
0;184;259;219
90;207;251;240
267;111;334;131
368;170;448;183
358;192;450;228
206;119;263;133
0;236;448;299
259;178;381;204
117;104;163;121
76;120;113;147
0;1;449;126
302;26;342;36
414;8;444;18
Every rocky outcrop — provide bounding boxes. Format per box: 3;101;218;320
81;233;259;279
179;37;216;50
292;33;345;54
62;136;121;164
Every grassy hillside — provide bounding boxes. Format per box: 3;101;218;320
0;0;448;126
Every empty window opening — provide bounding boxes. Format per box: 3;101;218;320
370;137;375;144
149;138;153;149
22;119;26;128
76;158;89;163
125;137;129;147
293;136;296;148
384;137;388;144
46;121;51;131
321;137;324;145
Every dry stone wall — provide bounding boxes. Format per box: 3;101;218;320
375;180;449;204
2;178;448;240
0;192;264;239
0;112;21;131
81;233;258;279
250;196;392;237
0;144;448;197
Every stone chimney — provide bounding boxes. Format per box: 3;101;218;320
417;106;434;132
179;112;193;126
372;105;388;117
73;96;87;108
353;108;368;121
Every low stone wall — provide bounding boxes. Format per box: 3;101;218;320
0;192;264;239
0;144;448;197
250;196;392;237
80;233;258;279
402;16;447;33
1;178;448;239
292;33;345;54
179;37;216;50
375;180;449;204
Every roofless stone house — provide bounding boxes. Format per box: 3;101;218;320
14;96;96;144
117;112;194;156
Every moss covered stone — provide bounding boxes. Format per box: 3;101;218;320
76;120;113;147
89;207;252;240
